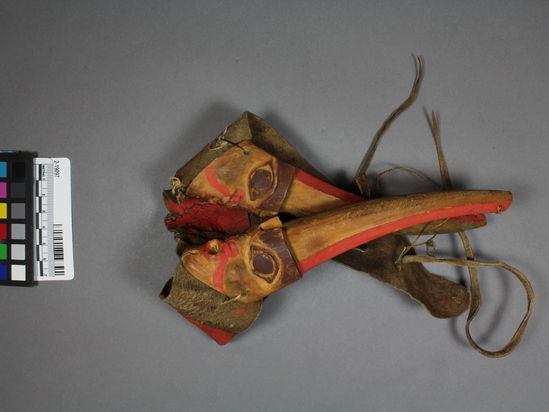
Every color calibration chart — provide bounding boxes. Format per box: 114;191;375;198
0;152;34;286
0;152;74;286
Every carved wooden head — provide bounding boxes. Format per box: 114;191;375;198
181;217;301;303
186;141;295;217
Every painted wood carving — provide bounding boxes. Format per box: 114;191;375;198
160;59;533;356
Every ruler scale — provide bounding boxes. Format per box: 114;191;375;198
33;158;74;281
35;160;54;276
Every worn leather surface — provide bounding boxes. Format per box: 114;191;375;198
161;264;263;344
333;234;469;318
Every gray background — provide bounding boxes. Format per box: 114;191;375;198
1;1;548;411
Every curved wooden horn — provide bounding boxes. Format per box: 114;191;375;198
284;190;511;273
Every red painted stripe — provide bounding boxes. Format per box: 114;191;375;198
199;240;240;295
203;164;244;206
298;200;512;273
182;314;235;345
205;164;231;197
294;168;365;203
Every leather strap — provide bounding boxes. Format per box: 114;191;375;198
402;251;534;357
415;110;535;357
353;61;534;357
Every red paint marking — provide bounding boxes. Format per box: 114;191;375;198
203;164;245;207
214;242;239;294
198;240;239;295
181;314;235;345
234;304;247;316
205;164;231;197
294;168;365;203
298;200;512;273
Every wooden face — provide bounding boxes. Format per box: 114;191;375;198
181;219;301;303
186;141;294;217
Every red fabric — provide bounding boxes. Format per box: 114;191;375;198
165;197;250;234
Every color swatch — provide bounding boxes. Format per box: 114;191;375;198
0;152;34;286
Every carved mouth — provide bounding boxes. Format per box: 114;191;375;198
227;190;244;206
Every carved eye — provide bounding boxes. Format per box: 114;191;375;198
249;165;275;200
251;169;272;191
253;253;274;274
251;247;278;283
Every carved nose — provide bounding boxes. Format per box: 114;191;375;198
206;239;222;255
